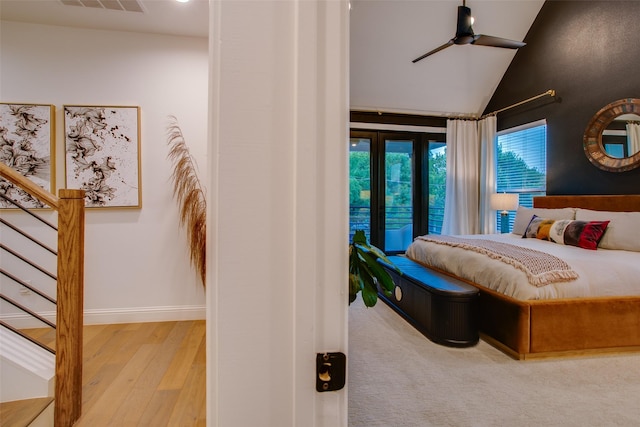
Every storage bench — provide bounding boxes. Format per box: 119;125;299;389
377;256;479;347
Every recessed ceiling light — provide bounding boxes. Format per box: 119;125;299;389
176;0;189;3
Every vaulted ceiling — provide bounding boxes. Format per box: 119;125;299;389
0;0;545;117
350;0;545;117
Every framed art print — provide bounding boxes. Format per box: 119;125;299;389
0;103;55;209
64;105;141;208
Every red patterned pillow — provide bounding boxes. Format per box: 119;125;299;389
562;220;610;250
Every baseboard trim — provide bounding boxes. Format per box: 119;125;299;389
84;305;206;325
1;305;206;327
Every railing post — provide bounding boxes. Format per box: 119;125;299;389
55;189;85;427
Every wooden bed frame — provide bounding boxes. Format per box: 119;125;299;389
474;195;640;359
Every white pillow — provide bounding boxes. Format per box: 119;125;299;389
512;206;576;235
575;208;640;251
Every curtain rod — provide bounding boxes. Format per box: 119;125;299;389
481;89;556;119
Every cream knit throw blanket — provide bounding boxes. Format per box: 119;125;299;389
416;235;579;287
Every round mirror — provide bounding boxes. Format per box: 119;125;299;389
584;98;640;172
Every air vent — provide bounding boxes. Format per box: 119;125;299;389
59;0;144;13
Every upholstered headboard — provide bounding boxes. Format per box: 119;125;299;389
533;195;640;212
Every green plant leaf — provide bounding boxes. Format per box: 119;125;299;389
374;269;395;295
355;242;401;275
358;241;385;259
356;259;375;290
361;281;378;307
348;229;400;306
352;229;368;245
358;250;394;293
349;273;362;304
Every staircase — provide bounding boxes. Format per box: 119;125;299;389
1;163;85;427
0;397;54;427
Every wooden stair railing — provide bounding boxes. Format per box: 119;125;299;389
1;163;85;427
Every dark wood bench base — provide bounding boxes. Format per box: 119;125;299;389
378;256;479;348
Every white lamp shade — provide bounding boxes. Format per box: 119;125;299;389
490;193;519;211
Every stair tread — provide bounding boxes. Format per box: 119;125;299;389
0;327;55;378
0;397;53;427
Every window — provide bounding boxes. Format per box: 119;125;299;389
496;120;547;230
349;129;446;253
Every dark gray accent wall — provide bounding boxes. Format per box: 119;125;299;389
484;1;640;195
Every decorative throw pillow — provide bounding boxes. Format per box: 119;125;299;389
522;215;552;239
575;209;640;252
512;206;576;235
523;215;544;238
523;216;610;250
534;219;556;240
548;219;574;244
562;220;610;250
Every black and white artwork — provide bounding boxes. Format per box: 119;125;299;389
64;105;141;208
0;103;55;209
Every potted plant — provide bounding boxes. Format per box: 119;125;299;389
349;230;400;307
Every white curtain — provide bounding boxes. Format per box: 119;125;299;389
478;116;497;234
442;119;480;235
627;122;640;156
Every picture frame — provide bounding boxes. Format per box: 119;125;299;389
0;103;56;209
63;105;141;208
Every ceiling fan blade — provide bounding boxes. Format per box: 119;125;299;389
412;39;455;63
471;34;525;49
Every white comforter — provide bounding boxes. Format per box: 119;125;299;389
405;233;640;300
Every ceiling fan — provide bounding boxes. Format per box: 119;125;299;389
412;0;526;63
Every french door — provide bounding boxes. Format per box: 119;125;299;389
350;130;425;253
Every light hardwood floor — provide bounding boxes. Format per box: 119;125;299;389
12;320;206;426
78;320;206;426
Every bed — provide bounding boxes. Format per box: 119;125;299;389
403;195;640;359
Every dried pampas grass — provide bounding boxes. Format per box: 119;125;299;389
166;116;206;287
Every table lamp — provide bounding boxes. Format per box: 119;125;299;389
490;193;519;233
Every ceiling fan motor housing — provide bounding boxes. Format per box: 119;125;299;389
455;5;474;44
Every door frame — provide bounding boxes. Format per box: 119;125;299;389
208;1;349;426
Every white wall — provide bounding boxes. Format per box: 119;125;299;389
1;21;207;324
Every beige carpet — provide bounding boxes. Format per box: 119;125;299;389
348;299;640;426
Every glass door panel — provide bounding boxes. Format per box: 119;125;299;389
427;140;446;235
384;139;413;252
349;137;371;242
349;129;444;252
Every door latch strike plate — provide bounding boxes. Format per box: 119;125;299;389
316;352;346;392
